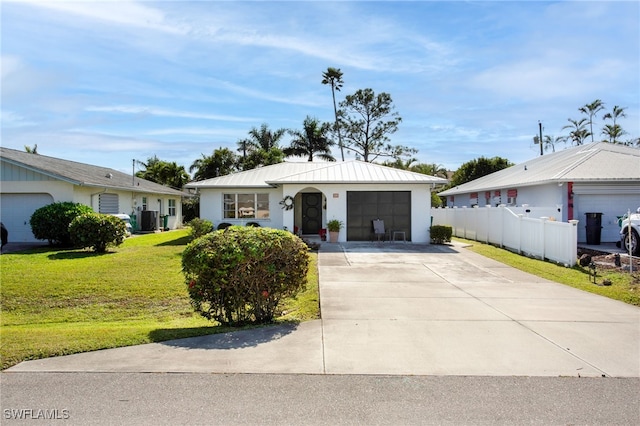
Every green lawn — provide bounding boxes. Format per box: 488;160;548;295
455;237;639;306
0;229;319;370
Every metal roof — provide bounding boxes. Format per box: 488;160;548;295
185;160;448;189
0;147;185;196
439;142;640;196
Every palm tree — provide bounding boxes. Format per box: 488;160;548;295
245;123;286;152
322;67;345;161
579;99;604;143
236;123;286;170
410;162;448;179
601;124;627;144
602;105;627;143
561;118;591;146
136;156;189;189
24;144;38;154
190;148;238;181
284;116;335;162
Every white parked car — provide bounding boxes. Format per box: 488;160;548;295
112;214;133;236
619;207;640;255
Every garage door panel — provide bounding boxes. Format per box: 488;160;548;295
1;193;54;243
347;191;411;241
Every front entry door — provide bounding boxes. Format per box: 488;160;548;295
301;193;322;234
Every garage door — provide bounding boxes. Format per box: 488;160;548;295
0;193;54;243
346;191;411;241
575;194;640;243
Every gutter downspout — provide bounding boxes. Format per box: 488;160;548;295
90;188;108;212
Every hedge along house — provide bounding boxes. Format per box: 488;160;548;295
438;142;640;244
185;160;448;243
0;147;186;243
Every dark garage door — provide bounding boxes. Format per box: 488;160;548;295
346;191;411;241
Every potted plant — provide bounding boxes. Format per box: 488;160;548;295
327;219;343;243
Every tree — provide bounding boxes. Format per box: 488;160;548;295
284;116;335;162
561;118;591;146
322;67;345;161
579;99;605;143
237;123;286;170
24;144;38;154
337;88;414;162
602;105;627;143
533;135;565;153
136;156;190;189
411;162;448;179
449;156;513;188
190;148;238;181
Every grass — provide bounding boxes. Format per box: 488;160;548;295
454;237;640;306
0;229;320;370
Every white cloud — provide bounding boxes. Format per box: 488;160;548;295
14;0;187;34
85;105;260;122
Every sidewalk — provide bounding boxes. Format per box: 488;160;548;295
6;241;640;377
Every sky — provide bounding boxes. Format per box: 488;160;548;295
2;0;639;176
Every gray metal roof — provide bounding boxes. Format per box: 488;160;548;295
185;160;448;189
1;147;185;196
439;142;640;196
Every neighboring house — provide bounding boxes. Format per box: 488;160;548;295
185;160;447;243
0;147;185;243
438;142;640;243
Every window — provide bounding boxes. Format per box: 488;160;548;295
168;199;176;216
224;193;270;219
142;197;148;211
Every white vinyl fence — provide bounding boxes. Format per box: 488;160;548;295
431;205;579;266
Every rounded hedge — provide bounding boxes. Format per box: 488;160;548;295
69;213;127;252
30;202;93;246
182;226;310;326
187;218;214;240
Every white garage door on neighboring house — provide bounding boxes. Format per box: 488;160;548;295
573;190;640;243
0;193;54;243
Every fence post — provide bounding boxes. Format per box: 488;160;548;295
568;220;579;266
517;213;523;254
540;217;548;261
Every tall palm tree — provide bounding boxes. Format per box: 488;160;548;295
284;116;336;162
602;105;627;143
322;67;345;161
562;118;591;146
579;99;604;143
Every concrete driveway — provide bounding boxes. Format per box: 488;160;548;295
6;242;639;377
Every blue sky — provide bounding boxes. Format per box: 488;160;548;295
2;0;639;175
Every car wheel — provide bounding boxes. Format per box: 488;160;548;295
623;229;639;255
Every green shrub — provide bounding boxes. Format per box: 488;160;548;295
30;202;93;246
69;213;127;252
430;225;452;244
182;226;310;326
187;218;214;240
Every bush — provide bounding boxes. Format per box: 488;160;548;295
187;218;214;240
69;213;127;252
182;226;310;326
30;202;93;246
430;225;452;244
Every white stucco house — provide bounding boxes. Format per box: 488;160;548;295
438;142;640;243
185;160;448;243
0;147;185;243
